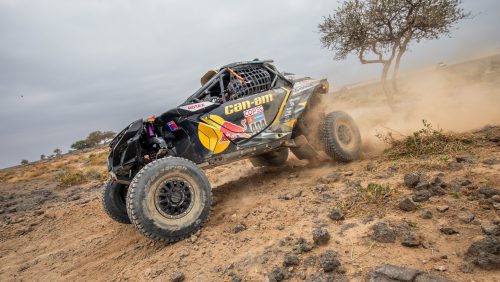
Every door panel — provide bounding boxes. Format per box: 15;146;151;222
197;88;288;154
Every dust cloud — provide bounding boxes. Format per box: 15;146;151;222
325;55;500;155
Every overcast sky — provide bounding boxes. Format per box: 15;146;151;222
0;0;499;168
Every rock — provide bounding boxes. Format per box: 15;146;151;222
344;171;353;176
312;227;330;245
279;194;294;200
414;182;431;191
283;253;300;266
430;186;447;196
170;271;185;282
420;210;433;219
369;264;456;282
6;206;17;213
414;273;455;282
404;173;422;188
328;208;345;221
268;266;291;282
436;206;449;213
399;198;417;212
465;236;500;270
492;195;500;203
431;176;445;186
481;224;500;236
319;251;341;272
229;273;242;282
412;190;431;202
456;154;474;163
479;186;499;198
483;158;499;165
371;222;396;243
293;237;313;254
433;265;447;272
367;163;377;171
439;226;459;235
458;212;475;223
233;223;247;233
318;172;342;184
448;162;463;171
368;264;420;281
306;272;335;282
68;195;81;201
401;233;421;248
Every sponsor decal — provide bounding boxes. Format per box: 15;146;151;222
243;105;264;117
198;115;252;154
167;121;179;131
293;80;316;91
180;102;214;112
244;105;267;132
224;93;273;115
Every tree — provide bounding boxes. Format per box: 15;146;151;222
53;148;62;156
318;0;468;107
85;131;116;147
71;140;91;150
21;159;29;165
40;154;46;160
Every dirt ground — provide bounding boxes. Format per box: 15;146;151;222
1;56;500;281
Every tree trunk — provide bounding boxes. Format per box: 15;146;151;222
391;47;406;93
381;62;395;111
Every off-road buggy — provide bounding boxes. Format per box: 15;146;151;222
103;60;361;242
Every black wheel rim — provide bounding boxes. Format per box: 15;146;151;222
154;178;194;219
337;124;353;145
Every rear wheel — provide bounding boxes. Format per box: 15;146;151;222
320;111;361;162
126;157;212;243
102;180;131;224
250;147;289;167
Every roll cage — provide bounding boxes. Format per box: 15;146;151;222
182;60;292;105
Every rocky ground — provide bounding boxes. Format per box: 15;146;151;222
0;125;499;282
2;56;500;281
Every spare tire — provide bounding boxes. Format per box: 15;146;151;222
320;111;361;162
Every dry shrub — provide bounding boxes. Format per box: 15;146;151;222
336;182;397;216
376;120;473;159
87;151;107;167
84;167;107;181
55;169;86;188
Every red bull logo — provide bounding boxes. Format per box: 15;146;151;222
219;120;252;141
197;115;252;154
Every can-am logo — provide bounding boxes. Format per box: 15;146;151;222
180;102;214;112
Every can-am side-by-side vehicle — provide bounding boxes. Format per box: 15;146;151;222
103;60;361;242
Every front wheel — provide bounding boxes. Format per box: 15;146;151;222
102;180;131;224
126;157;212;243
320;111;361;162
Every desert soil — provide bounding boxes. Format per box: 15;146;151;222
1;56;500;281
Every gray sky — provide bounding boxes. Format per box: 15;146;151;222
0;0;499;168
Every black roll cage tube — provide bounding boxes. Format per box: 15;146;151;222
181;60;292;105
